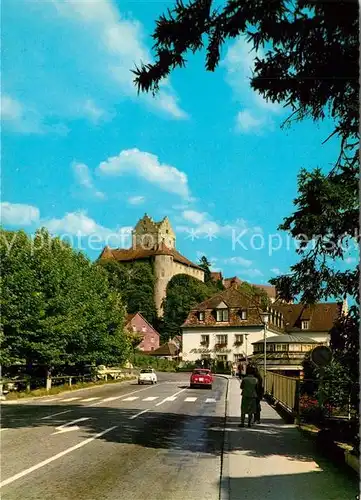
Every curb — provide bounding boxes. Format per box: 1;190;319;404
219;376;230;500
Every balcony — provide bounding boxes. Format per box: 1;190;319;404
233;341;243;347
215;343;227;350
200;340;210;347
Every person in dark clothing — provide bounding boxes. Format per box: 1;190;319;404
253;368;264;424
240;365;258;427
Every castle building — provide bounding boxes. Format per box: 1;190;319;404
98;214;204;316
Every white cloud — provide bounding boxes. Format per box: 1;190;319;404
176;211;261;240
1;202;40;226
271;267;281;274
236;110;265;133
182;210;208;225
223;37;284;133
0;94;67;135
45;211;108;237
98;148;190;198
1;95;23;121
44;0;187;120
44;210;132;247
72;162;105;199
128;195;145;205
83;99;108;124
239;268;263;278
224;256;253;267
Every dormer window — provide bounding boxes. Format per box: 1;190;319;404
199;311;205;321
301;320;309;330
240;309;247;320
216;309;229;322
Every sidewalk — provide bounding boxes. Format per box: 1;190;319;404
221;377;359;500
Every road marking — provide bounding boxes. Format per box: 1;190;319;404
155;387;188;407
143;396;158;401
41;410;73;420
100;396;119;402
0;426;117;488
81;397;100;402
41;398;59;402
184;397;197;402
60;397;80;402
89;383;163;407
129;408;149;420
0;428;9;432
205;398;217;403
51;417;90;435
122;396;138;402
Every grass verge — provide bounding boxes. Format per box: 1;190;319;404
5;376;136;400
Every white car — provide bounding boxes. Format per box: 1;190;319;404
138;368;157;385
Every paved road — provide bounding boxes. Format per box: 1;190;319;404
1;373;227;500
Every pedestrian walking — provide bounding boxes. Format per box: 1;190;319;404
253;367;264;424
239;365;258;428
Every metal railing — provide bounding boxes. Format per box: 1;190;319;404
259;369;300;416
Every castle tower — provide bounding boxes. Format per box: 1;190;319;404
132;214;176;249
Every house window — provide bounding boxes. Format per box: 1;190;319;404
200;335;209;346
142;326;146;332
151;337;155;343
132;326;137;332
240;309;247;320
216;309;229;322
216;354;228;362
234;335;243;346
268;344;275;352
199;311;205;321
301;320;309;330
276;344;288;351
234;354;243;361
216;334;227;346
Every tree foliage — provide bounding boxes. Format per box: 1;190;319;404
237;281;270;310
1;229;130;370
132;0;359;305
162;273;214;340
99;260;157;325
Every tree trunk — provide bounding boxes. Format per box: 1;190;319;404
45;368;52;391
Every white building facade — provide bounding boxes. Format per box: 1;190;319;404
181;286;283;364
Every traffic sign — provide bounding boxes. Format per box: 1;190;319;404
310;345;332;367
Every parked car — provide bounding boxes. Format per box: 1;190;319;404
190;369;213;389
138;368;157;385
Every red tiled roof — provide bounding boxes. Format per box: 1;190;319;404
210;271;223;281
182;287;276;329
273;303;341;332
150;342;179;356
98;242;202;270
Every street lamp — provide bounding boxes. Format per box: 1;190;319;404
244;333;249;362
260;311;270;392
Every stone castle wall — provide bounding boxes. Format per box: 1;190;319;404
153;255;204;316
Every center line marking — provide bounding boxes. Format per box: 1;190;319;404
129;408;149;420
155;387;188;407
122;396;138;401
143;396;158;401
0;426;118;488
61;397;80;402
41;410;73;420
81;397;100;402
52;417;90;435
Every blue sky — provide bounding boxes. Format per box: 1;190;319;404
1;0;357;287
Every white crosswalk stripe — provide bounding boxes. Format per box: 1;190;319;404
81;397;100;402
205;398;217;403
143;396;158;401
60;397;80;402
122;397;138;402
184;397;197;402
101;396;120;402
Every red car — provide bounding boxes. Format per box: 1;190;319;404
190;369;213;389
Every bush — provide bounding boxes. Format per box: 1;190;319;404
133;353;177;372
